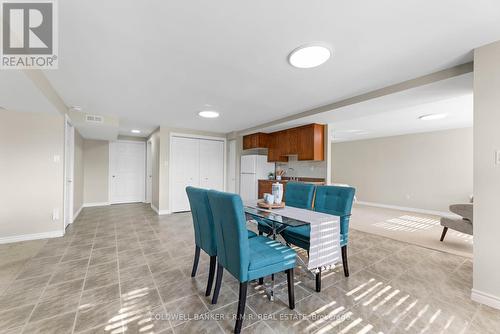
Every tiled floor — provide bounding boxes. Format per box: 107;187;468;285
0;203;499;334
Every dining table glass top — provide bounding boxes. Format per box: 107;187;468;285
244;206;309;227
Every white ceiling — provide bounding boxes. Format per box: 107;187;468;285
258;73;473;142
331;94;473;142
0;71;57;114
38;0;500;134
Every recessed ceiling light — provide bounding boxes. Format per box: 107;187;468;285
131;129;141;134
418;113;448;121
198;110;220;118
288;43;332;68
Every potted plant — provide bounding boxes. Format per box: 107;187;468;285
268;172;274;180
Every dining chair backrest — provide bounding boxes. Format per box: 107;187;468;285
285;182;315;209
186;186;217;256
313;185;356;246
207;190;250;282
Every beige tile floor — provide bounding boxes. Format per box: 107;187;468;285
0;203;498;334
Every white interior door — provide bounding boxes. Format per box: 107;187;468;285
199;140;224;190
109;141;146;204
146;140;152;203
64;119;74;228
227;140;236;193
171;137;200;212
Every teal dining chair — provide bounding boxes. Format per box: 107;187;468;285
281;185;356;292
207;190;297;334
186;187;257;298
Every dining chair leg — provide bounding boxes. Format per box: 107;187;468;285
235;282;248;334
205;256;216;296
440;227;448;242
341;245;349;277
315;268;321;292
211;263;224;304
258;277;264;285
191;246;200;277
286;269;295;309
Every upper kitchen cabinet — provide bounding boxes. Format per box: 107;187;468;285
242;132;270;150
268;130;288;162
296;124;325;161
265;123;325;162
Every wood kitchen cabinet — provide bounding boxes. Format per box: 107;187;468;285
246;123;325;162
267;131;288;162
286;127;299;155
243;132;269;150
297;124;324;161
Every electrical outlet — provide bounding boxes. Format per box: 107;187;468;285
53;155;60;163
52;208;59;221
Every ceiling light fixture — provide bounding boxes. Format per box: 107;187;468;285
418;113;448;121
131;129;141;134
288;43;332;68
198;110;220;118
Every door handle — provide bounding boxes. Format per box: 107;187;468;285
67;179;72;183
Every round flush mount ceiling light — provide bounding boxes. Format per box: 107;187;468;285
418;113;448;121
131;129;141;134
198;110;220;119
288;43;332;68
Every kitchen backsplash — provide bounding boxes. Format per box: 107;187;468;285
276;155;326;179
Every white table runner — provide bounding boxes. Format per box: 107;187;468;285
245;202;340;271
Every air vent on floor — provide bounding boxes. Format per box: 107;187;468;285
85;114;104;123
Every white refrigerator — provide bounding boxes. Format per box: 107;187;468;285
240;155;275;201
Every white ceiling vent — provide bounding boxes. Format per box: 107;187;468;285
85;114;104;124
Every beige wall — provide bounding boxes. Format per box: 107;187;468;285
73;130;84;215
332;128;473;213
473;40;500;308
0;110;65;238
83;139;109;204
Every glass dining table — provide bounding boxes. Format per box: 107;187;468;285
244;206;309;235
244;205;310;301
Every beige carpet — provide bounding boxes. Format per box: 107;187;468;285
350;203;473;258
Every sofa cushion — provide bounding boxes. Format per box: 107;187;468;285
440;217;473;235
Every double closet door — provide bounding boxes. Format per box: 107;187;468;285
171;136;225;212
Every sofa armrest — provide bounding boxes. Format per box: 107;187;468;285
449;204;473;222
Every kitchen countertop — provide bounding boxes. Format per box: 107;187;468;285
259;177;325;184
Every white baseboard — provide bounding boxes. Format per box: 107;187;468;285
472;289;500;310
151;204;170;215
356;201;450;217
0;230;64;245
83;202;111;208
73;205;83;222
